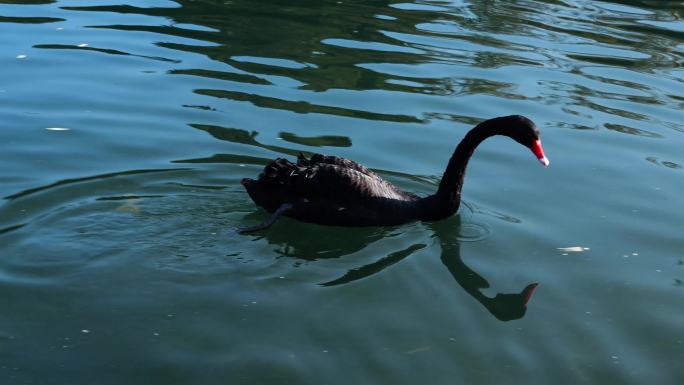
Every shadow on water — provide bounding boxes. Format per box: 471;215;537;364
249;213;537;322
427;217;537;322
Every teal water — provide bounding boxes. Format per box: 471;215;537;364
1;0;683;383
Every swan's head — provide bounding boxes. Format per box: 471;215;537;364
497;115;550;167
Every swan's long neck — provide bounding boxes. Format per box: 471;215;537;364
419;121;497;220
436;125;491;196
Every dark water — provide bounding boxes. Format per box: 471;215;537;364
1;0;683;384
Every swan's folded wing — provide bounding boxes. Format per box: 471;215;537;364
291;164;410;202
258;156;414;202
301;153;379;179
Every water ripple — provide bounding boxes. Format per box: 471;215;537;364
2;1;684;384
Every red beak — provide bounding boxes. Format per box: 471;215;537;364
530;139;550;167
522;283;539;307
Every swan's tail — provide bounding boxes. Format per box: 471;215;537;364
261;158;299;183
241;159;300;213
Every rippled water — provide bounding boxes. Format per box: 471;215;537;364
1;0;683;384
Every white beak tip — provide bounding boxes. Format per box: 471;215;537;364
538;157;550;167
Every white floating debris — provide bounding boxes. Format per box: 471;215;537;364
16;54;27;59
557;246;590;253
81;329;90;333
77;43;89;48
56;27;64;31
45;127;71;131
115;201;140;214
404;346;432;354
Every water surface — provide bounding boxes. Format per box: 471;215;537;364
1;1;683;384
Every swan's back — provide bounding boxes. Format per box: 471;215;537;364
242;153;416;214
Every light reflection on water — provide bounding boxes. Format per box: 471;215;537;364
1;0;683;384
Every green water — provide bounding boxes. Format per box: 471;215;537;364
1;0;683;384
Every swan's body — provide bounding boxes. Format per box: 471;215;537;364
240;115;548;232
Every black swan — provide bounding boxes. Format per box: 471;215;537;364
239;115;548;233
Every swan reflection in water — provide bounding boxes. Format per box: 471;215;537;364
246;213;538;322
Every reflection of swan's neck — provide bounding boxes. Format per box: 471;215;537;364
432;219;539;321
